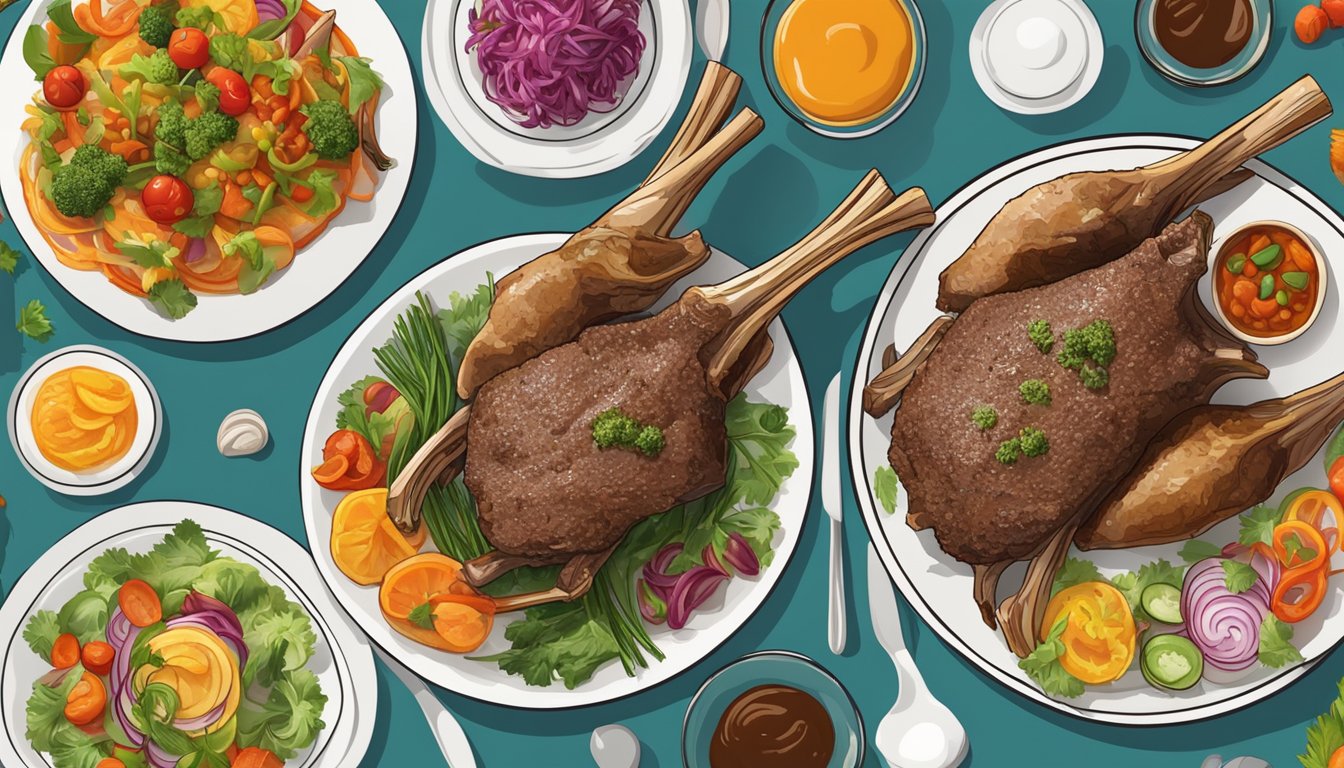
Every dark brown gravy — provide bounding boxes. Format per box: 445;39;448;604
1154;0;1253;69
710;685;835;767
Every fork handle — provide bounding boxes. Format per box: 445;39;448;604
828;517;847;654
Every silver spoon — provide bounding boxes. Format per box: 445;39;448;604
591;724;640;768
867;547;967;768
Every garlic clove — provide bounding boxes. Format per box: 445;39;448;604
217;409;269;458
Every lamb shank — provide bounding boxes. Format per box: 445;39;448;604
393;173;934;609
888;212;1267;656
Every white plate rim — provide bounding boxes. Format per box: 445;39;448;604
6;344;161;497
0;0;417;343
0;501;378;767
420;0;691;178
848;133;1342;726
299;231;815;709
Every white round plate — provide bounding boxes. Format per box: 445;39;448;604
0;0;416;342
969;0;1104;115
422;0;691;178
7;345;161;497
852;135;1344;725
301;233;813;708
0;502;378;766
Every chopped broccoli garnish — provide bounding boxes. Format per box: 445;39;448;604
184;111;239;160
121;49;179;85
970;405;997;431
1018;426;1049;457
1018;379;1052;406
995;439;1021;465
194;81;221;113
301;100;360;160
1028;319;1054;353
634;425;665;457
50;146;127;218
155;101;187;146
591;407;664;457
1079;362;1110;390
137;6;174;48
154;142;191;176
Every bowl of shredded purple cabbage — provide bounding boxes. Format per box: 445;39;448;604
463;0;651;131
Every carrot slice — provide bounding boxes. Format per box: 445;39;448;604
51;633;81;669
118;579;162;627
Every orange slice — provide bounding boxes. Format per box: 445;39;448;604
329;488;424;585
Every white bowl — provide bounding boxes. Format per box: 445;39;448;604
1208;220;1329;347
6;345;161;496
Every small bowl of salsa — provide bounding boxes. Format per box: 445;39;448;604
761;0;926;138
1212;221;1327;345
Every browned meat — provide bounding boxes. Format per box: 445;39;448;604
893;212;1265;566
936;76;1329;313
1077;370;1344;550
467;309;728;556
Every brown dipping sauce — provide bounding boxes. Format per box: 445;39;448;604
1154;0;1253;69
710;685;835;767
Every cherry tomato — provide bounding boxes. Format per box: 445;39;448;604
95;759;126;768
141;175;195;224
42;65;86;110
206;68;251;116
50;633;80;669
80;640;115;676
62;671;105;726
167;27;210;70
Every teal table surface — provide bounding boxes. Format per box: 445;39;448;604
3;0;1344;765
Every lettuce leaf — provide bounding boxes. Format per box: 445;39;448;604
436;280;495;365
236;668;327;760
1302;679;1344;768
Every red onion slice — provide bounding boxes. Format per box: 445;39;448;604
1181;558;1269;676
642;543;683;592
722;532;760;576
666;566;728;630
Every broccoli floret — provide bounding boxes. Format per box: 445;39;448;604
1079;362;1110;390
51;166;113;218
184;111;239;160
69;144;128;187
155;101;187;146
970;405;997;431
122;49;179;86
1057;319;1115;369
995;439;1021;465
1018;379;1051;406
301;100;359;160
1018;426;1050;457
194;81;221;113
1027;319;1053;354
154;142;191;176
138;6;174;48
175;5;214;29
592;408;639;449
634;425;665;457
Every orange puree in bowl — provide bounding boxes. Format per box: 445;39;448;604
772;0;915;125
31;366;137;471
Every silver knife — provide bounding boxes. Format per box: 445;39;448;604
822;374;846;654
696;0;730;61
376;647;478;768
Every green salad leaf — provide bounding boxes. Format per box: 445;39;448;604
27;664;111;767
337;57;383;114
236;668;327;760
1019;616;1084;699
1302;679;1344;768
1110;559;1184;623
0;240;20;274
1326;422;1344;472
474;601;624;689
874;465;899;514
334;375;409;455
22;611;60;663
1052;557;1103;597
436;280;495;365
241;604;317;687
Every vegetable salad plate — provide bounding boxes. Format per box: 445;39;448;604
421;0;691;178
0;502;378;766
852;135;1344;725
0;0;415;342
301;233;812;708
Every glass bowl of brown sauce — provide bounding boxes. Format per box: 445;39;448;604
682;651;863;768
1135;0;1272;87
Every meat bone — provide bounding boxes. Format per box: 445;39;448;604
392;173;934;612
1077;369;1344;550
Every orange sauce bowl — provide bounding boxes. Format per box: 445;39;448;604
1210;220;1328;346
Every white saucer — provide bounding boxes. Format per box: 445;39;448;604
969;0;1104;115
7;345;162;496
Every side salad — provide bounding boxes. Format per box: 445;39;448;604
311;280;798;688
1019;425;1344;698
23;520;326;768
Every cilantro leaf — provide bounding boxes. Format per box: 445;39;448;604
1110;559;1184;622
1260;614;1304;669
236;668;327;760
1018;616;1085;698
874;465;899;514
1052;557;1103;597
407;602;434;630
22;610;60;662
337;56;383;114
172;216;213;238
1179;539;1223;564
1239;505;1281;547
1222;559;1258;594
147;279;198;319
436;280;495;364
1301;679;1344;768
0;240;20;274
115;237;179;269
17;299;53;342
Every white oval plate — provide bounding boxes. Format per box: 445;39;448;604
851;135;1344;725
0;0;416;342
0;502;378;766
301;233;813;708
422;0;690;178
7;345;161;497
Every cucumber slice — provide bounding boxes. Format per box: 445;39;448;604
1140;582;1183;624
1141;634;1203;691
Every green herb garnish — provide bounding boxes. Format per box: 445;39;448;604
592;407;665;457
970;405;998;430
1027;319;1054;353
1019;379;1051;406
